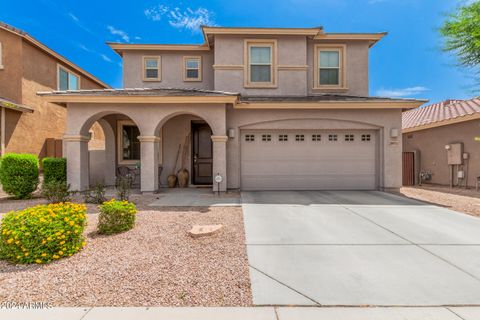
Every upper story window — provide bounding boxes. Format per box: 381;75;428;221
183;56;202;81
0;42;3;70
244;39;277;88
314;44;346;90
143;56;161;81
58;65;79;90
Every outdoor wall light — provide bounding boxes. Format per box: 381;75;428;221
228;128;235;138
390;128;399;138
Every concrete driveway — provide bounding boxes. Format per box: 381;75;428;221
242;191;480;306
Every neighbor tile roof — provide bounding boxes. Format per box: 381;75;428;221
402;98;480;131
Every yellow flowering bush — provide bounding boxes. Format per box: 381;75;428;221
98;199;136;235
0;203;87;264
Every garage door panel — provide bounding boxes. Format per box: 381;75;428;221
241;130;377;190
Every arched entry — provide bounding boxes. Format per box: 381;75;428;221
65;111;143;191
156;114;214;187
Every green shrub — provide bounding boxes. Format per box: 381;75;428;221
0;203;87;264
98;199;136;235
42;158;66;184
41;181;75;204
0;153;39;199
84;183;107;204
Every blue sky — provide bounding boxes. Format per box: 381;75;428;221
0;0;476;103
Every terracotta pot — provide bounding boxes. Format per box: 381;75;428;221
167;174;177;188
177;169;189;188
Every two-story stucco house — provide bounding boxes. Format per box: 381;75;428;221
39;26;425;193
0;22;108;159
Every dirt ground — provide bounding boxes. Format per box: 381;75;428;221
0;195;252;306
400;184;480;217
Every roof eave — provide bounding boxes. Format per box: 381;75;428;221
235;100;426;109
314;32;388;47
107;43;211;57
38;94;239;105
0;100;34;113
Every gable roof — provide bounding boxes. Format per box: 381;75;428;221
402;98;480;133
0;22;110;88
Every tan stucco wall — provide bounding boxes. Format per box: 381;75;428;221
65;101;403;191
403;119;480;187
123;50;214;89
226;107;402;190
0;29;104;158
0;28;23;103
214;35;308;96
307;40;369;96
160;114;201;186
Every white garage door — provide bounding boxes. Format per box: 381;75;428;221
240;130;377;190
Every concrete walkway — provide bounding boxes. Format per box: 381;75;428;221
1;307;480;320
148;188;241;206
242;191;480;306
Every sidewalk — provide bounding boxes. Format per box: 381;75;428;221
1;307;480;320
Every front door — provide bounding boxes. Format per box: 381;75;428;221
192;122;213;184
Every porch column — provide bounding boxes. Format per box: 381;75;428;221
138;136;160;193
211;135;228;192
63;134;90;191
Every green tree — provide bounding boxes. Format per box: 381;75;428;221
440;1;480;77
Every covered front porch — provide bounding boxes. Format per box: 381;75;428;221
40;88;238;193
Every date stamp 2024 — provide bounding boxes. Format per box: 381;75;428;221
0;301;52;309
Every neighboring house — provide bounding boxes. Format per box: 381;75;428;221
0;22;108;159
403;98;480;187
39;26;425;192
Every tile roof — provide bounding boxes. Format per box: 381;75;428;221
240;94;425;103
37;87;240;97
402;98;480;131
38;89;425;105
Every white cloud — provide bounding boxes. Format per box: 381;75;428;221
77;43;94;53
376;86;429;98
144;4;216;32
168;7;215;31
144;4;169;21
100;54;112;63
107;25;130;42
68;12;79;22
77;43;115;64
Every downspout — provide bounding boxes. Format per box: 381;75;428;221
1;106;5;156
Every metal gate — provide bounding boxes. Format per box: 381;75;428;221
402;152;415;186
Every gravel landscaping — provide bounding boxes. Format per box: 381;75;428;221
401;185;480;217
0;199;252;306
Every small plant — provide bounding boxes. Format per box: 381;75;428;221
41;180;75;204
98;199;136;235
115;176;132;201
0;203;87;264
0;153;39;199
42;157;67;184
84;183;107;204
